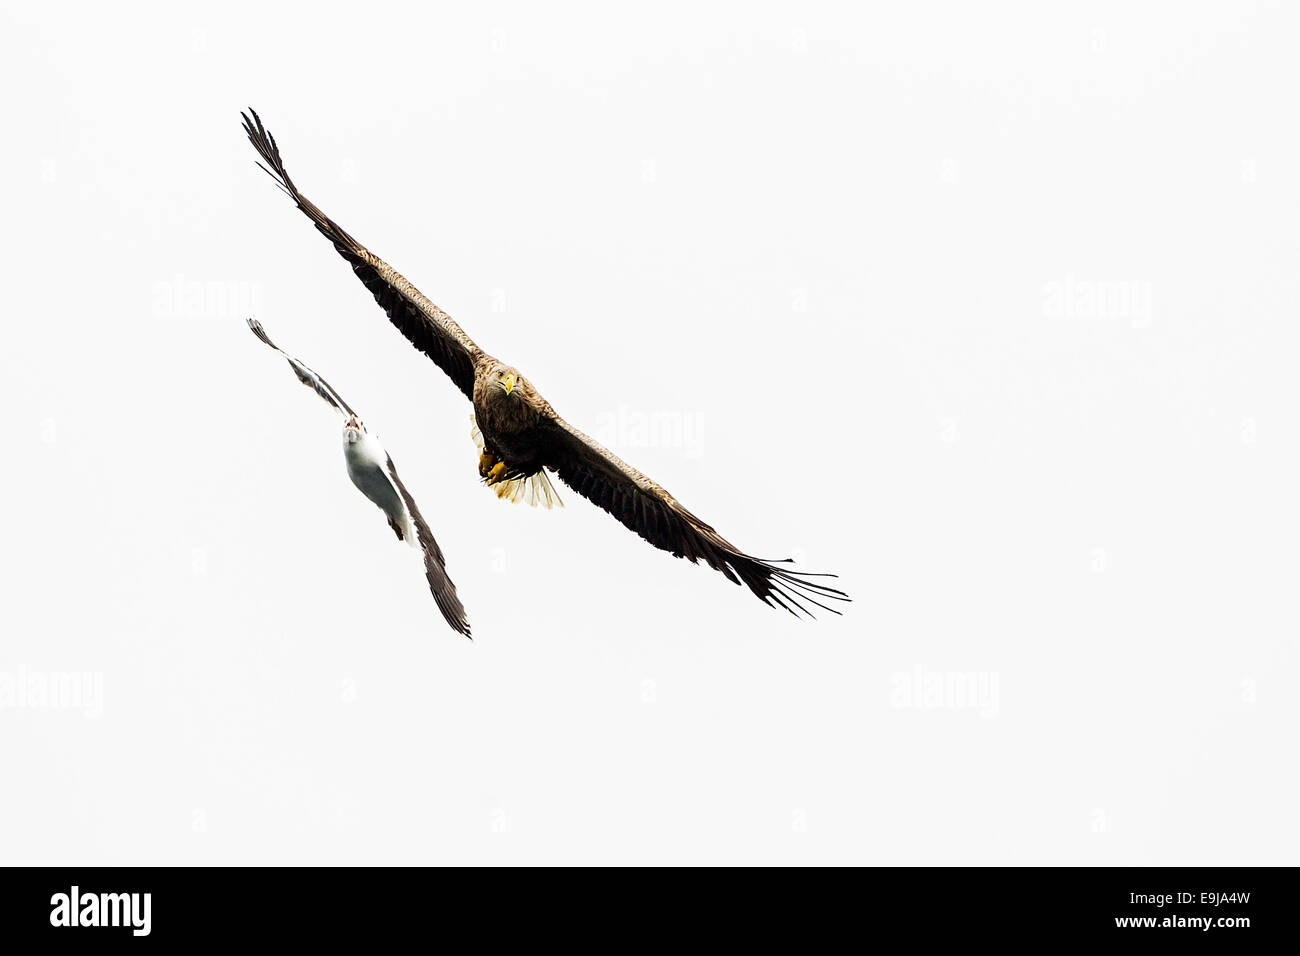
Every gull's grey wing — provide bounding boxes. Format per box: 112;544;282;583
385;455;471;638
246;317;357;417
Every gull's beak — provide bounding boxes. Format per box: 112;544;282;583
500;372;516;396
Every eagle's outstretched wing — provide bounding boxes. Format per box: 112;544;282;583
241;109;482;400
246;318;358;417
386;456;471;639
538;418;849;618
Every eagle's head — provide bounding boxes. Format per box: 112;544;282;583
492;365;522;399
343;413;364;445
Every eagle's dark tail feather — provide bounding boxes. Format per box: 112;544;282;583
240;108;362;257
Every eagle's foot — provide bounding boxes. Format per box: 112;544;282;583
485;461;508;486
478;449;498;479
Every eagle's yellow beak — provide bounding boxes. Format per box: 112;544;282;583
500;372;517;396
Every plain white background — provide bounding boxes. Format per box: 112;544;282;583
1;1;1295;865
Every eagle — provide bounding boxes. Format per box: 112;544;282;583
242;110;847;618
247;318;470;638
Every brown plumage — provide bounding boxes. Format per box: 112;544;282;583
242;109;848;618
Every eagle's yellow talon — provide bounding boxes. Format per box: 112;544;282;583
478;450;497;478
486;461;507;485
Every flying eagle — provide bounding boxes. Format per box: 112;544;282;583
246;318;470;637
242;110;847;618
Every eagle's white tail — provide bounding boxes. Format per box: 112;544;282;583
471;418;563;509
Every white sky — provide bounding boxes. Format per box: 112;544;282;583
0;0;1296;864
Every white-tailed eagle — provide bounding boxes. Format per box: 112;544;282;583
242;111;846;618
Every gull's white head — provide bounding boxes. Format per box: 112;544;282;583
343;413;364;445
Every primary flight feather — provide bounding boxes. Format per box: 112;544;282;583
242;110;847;618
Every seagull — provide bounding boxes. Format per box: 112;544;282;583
246;318;470;637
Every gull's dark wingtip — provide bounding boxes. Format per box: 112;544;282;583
246;316;276;349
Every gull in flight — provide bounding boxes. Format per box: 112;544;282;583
246;318;470;637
